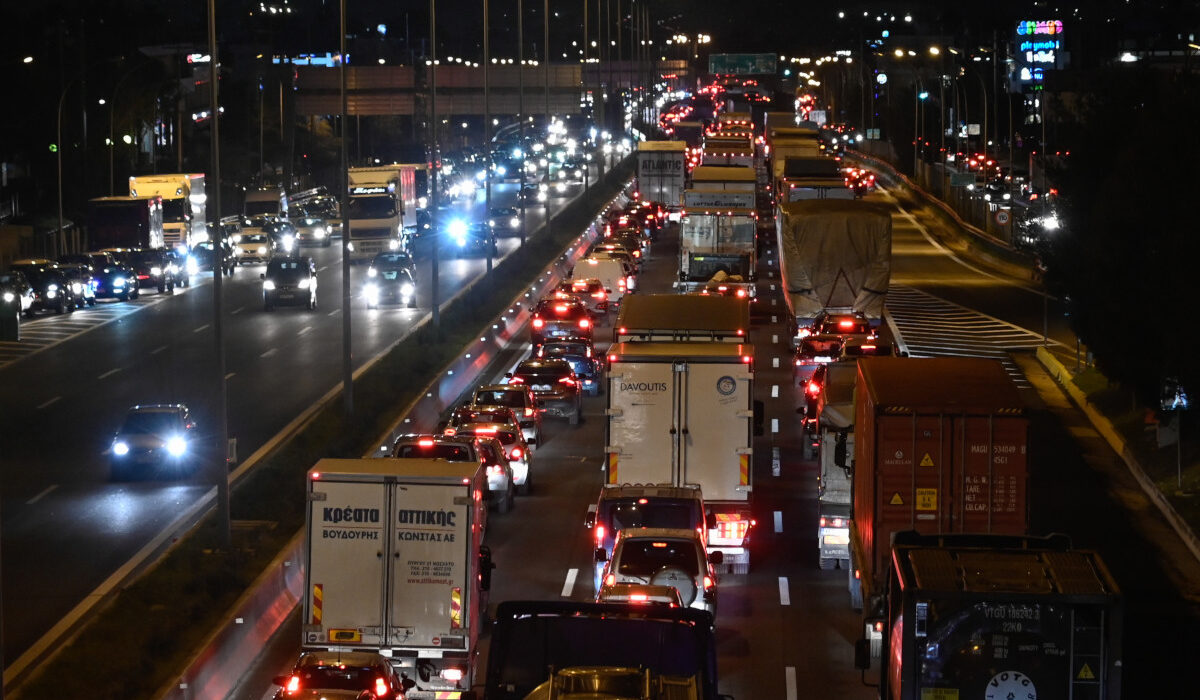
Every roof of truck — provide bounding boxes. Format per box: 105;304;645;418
857;357;1024;414
309;457;482;482
616;294;750;336
689;166;758;182
637;141;687;152
608;341;753;360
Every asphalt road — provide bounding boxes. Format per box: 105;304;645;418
0;176;590;669
237;180;1200;700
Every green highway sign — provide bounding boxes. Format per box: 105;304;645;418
708;53;778;76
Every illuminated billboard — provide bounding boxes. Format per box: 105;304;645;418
1013;20;1065;88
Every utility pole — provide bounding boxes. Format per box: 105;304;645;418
483;0;493;275
208;0;231;548
518;0;527;246
544;0;551;238
430;0;441;328
340;0;354;412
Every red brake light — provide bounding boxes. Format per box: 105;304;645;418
555;304;569;313
592;291;605;299
605;573;615;586
285;675;301;695
838;319;854;329
509;375;525;383
703;575;715;590
374;676;390;697
475;426;497;434
630;593;649;602
579;318;591;329
736;289;746;298
510;447;523;460
618;327;627;334
651;542;668;548
532;318;544;329
524;406;534;416
806;380;820;396
608;354;617;362
418;438;435;447
594;524;606;542
742;355;752;364
559;376;576;386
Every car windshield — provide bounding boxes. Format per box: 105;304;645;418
268;260;308;275
293;664;380;691
491;207;518;216
373;253;412;268
241;234;269;243
348;195;396;218
474;390;524;408
617;539;700;578
121;411;181;434
394;443;473;461
516;368;571;383
606;501;697;531
541;343;590;358
21;269;51;285
130;251;160;266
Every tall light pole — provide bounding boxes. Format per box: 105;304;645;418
483;0;493;275
340;0;354;411
106;63;154;196
56;80;78;258
430;0;441;328
517;0;526;246
207;0;231;548
543;0;551;237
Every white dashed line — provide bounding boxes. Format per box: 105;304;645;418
778;577;791;606
27;485;57;505
231;306;245;315
772;334;778;344
98;368;121;379
193;324;210;333
37;396;61;409
772;357;780;368
785;667;797;700
561;568;578;597
260;348;277;358
318;265;329;272
772;446;781;477
298;326;313;336
771;418;779;434
771;384;779;398
151;345;168;355
774;511;783;533
327;309;341;317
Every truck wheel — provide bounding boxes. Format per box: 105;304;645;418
819;557;836;571
839;558;850;571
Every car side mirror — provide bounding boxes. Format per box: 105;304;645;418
705;513;717;529
854;639;871;671
526;437;537;447
709;551;724;565
595;547;608;563
585;505;597;528
504;372;513;379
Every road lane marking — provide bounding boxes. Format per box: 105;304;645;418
771;418;779;433
27;485;57;505
774;511;783;533
327;309;341;316
785;667;797;700
561;568;578;597
231;306;244;315
225;372;236;380
260;348;277;358
772;357;780;368
771;384;779;398
98;368;121;379
772;447;781;477
778;577;791;606
37;396;61;409
298;326;313;336
772;334;778;344
318;265;329;272
151;345;168;355
193;323;210;333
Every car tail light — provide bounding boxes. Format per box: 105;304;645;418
555;304;569;313
618;327;627;335
524;407;534;416
838;320;854;330
874;621;885;633
629;593;649;602
617;278;626;289
594;524;605;542
374;676;391;697
605;573;616;586
510;447;523;460
736;288;746;298
487;464;503;476
579;318;591;329
509;376;525;384
703;575;715;591
716;519;750;540
806;380;821;396
418;438;435;447
742;355;752;364
592;291;605;299
285;675;301;695
559;376;576;386
475;426;497;435
532;318;544;329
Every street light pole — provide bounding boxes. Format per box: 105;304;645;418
207;0;231;548
340;0;354;412
483;0;493;275
57;81;75;259
518;0;526;246
543;0;551;238
430;0;441;329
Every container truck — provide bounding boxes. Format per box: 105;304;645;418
614;293;749;343
779;157;854;202
776;199;892;340
635;141;688;212
856;532;1123;700
127;173;205;249
605;341;758;572
302;458;493;699
86;196;165;250
346;164;418;261
814;361;856;571
243;187;288;218
847;357;1030;634
677;189;758;297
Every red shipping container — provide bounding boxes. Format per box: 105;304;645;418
851;357;1029;605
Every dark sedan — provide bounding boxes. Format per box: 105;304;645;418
364;252;417;309
9;261;77;315
535;339;603;396
83;251;139;301
261;255;318;311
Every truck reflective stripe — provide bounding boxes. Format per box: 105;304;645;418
739;454;749;485
607;453;618;483
450;587;463;629
311;584;323;625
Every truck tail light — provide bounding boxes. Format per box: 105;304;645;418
374;676;391;697
441;668;465;683
605;573;616;587
594;524;606;542
592;291;606;299
510;447;523;460
716;520;749;540
524;406;534;416
284;675;301;695
532;318;544;329
806;380;821;396
703;575;715;591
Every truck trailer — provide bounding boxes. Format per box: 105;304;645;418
614;294;750;343
635;141;688;212
814;361;857;571
847;357;1030;632
302;458;492;699
346;165;418;261
605;341;757;572
127;173;206;249
857;532;1122;700
776;199;892;339
86;196;165;251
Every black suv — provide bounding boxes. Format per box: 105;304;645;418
535;339;602;396
261;255;318;311
507;358;583;425
9;260;77;315
102;248;175;294
530;297;594;345
82;251;139;301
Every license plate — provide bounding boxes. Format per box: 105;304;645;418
532;384;552;392
278;293;294;299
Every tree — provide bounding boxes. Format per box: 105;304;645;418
1045;66;1200;403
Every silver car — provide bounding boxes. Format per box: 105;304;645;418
598;527;721;617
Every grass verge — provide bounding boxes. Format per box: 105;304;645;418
14;157;635;700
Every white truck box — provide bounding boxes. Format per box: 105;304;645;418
128;173;206;249
346;165;418;261
303;458;491;698
776;199;892;337
689;165;756;193
635;141;687;210
815;361;856;569
605;342;755;572
677;190;757;297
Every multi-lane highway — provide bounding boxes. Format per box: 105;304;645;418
230;178;1200;699
0;177;590;671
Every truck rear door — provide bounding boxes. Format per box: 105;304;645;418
386;483;472;649
678;360;752;502
305;479;388;648
606;360;677;485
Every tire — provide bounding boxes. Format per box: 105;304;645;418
819;557;836;571
497;483;513;514
119;292;129;302
650;566;699;606
158;282;166;294
87;297;96;307
569;404;581;425
131;287;139;299
517;474;530;496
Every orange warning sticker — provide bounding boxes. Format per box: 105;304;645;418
889;492;904;505
916;488;937;511
1077;663;1095;680
920;452;935;467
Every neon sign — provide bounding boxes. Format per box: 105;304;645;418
1016;20;1063;36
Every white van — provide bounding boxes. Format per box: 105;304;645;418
577;254;635;305
243;187;288;218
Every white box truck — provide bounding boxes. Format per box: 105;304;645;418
677;188;758;297
814;361;856;571
128;173;206;249
302;458;492;698
347;165;418;262
635;141;687;212
605;342;757;573
776;199;892;341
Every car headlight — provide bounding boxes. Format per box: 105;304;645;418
556;182;567;192
186;256;199;274
388;239;401;250
257;245;267;255
400;282;415;297
347;241;355;252
151;266;163;276
3;291;14;303
114;277;126;287
232;234;243;243
48;283;59;292
165;436;188;457
455;236;467;247
298;278;311;289
368;267;378;277
364;282;380;300
489;219;496;227
72;282;83;294
112;440;130;456
510;216;520;228
263;279;276;291
538;192;547;202
47;289;57;298
314;227;326;237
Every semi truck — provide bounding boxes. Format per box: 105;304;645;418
635;141;688;212
86;196;165;250
857;532;1123;700
778;157;854;202
127;173;206;250
614;294;749;343
814;360;856;571
605;337;759;573
677;189;758;297
346;164;418;261
302;458;492;699
776;199;891;339
847;357;1030;644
